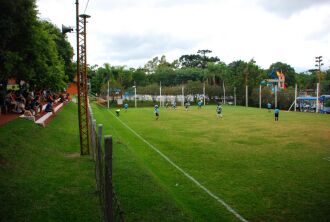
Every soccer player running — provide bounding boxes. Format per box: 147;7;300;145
172;100;176;110
124;103;128;112
154;104;160;120
184;101;190;111
216;103;223;119
115;109;121;117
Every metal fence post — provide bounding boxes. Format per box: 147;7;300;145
104;136;114;222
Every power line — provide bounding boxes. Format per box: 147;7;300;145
83;0;90;14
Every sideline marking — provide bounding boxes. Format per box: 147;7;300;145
107;109;249;222
323;157;330;162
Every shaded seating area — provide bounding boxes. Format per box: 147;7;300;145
294;95;330;113
0;87;71;126
20;98;65;126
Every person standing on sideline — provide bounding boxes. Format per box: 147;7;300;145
216;103;223;119
172;100;176;110
154;104;160;120
124;103;128;112
184;101;190;111
274;107;279;121
267;102;272;112
197;100;202;110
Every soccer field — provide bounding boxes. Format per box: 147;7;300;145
91;104;330;222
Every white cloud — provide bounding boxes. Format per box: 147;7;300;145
36;0;330;72
256;0;330;17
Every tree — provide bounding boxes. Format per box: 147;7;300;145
324;69;330;94
89;63;112;94
197;49;212;57
171;59;180;70
179;50;219;69
132;68;147;86
113;66;132;88
29;20;67;91
197;49;211;69
158;55;171;68
144;56;160;75
179;54;204;68
0;0;73;91
205;62;228;85
174;67;204;84
153;66;176;86
0;0;38;84
295;72;313;89
227;60;265;105
42;21;74;81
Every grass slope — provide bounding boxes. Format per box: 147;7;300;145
0;103;100;222
92;104;330;222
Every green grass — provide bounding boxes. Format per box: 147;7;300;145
0;103;100;222
1;103;329;222
91;104;330;222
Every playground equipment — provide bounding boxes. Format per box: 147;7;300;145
259;69;286;108
263;69;286;90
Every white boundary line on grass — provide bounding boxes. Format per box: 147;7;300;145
323;157;330;162
107;109;249;222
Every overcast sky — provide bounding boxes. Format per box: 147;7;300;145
36;0;330;72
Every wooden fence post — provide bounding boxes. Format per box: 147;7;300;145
95;124;103;193
104;136;114;222
91;119;96;161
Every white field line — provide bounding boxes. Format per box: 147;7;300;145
107;109;249;222
323;157;330;162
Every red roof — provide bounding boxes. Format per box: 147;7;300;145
66;82;78;95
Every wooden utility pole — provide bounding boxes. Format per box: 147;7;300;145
244;65;248;107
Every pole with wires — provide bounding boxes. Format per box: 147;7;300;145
294;84;297;112
203;82;206;106
107;80;110;108
234;87;236;106
259;84;262;109
223;80;226;104
182;84;184;107
159;81;162;107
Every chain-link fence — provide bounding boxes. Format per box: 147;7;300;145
96;81;330;113
98;82;238;108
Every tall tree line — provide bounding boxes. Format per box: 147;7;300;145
0;0;74;91
89;51;330;108
90;51;330;93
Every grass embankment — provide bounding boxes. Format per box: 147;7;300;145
0;103;100;222
92;104;330;222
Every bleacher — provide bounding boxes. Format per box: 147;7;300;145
20;99;64;126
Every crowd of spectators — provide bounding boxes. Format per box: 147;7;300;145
0;89;70;117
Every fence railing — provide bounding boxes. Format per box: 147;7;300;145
89;105;125;222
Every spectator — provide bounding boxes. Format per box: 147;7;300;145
45;101;54;114
31;95;43;116
7;91;18;112
59;93;65;103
